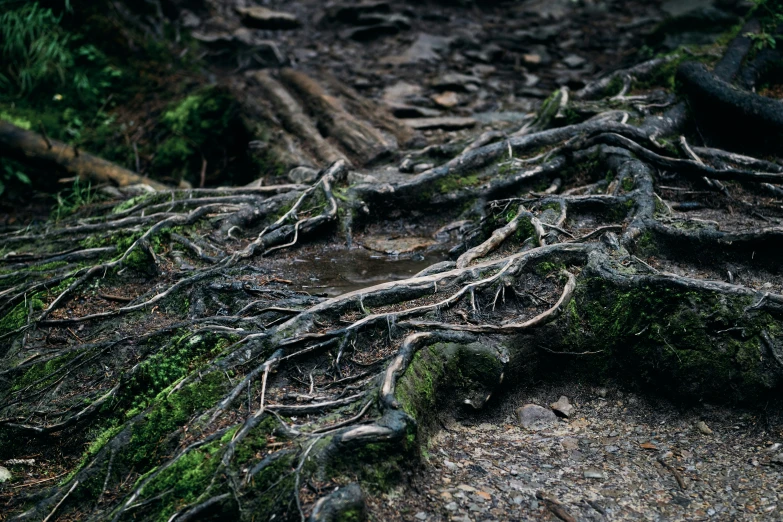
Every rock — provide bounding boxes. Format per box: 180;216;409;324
412;163;434;174
235;6;301;30
432;91;460;108
415;512;427;520
583;468;605;479
287;166;319;184
431;73;480;92
561;437;579;451
562;54;586;69
771;452;783;465
362;236;435;255
384;33;454;65
403;117;476;131
550;395;574;418
180;9;201;28
695;420;713;435
0;466;11;483
596;387;608;398
516;404;557;430
766;442;782;453
398;158;415;173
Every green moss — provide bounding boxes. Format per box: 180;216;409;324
396;348;445;421
125;371;228;469
0;296;45;335
12;349;81;391
535;261;565;276
137;438;226;521
437;173;481;194
634;230;657;256
564;277;783;401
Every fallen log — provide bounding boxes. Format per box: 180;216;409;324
0;120;170;190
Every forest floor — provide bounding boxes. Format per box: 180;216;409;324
3;0;783;521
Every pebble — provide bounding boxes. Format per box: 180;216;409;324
695;420;714;435
516;404;557;430
0;466;11;483
550;395;574;417
583;468;605;479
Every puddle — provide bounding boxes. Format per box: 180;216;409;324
290;246;450;296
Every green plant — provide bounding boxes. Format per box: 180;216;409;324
747;0;783;50
51;177;97;221
0;2;74;94
0;160;31;196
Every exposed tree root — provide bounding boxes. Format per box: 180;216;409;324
2;43;783;522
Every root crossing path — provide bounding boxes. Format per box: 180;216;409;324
2;1;783;521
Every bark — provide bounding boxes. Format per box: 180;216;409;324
0;121;170;190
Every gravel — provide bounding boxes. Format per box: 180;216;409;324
367;381;783;521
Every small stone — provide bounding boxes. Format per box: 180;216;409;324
583;468;605;479
523;53;542;64
695;420;713;435
561;437;579;451
516;404;557;430
431;72;480;92
457;484;476;492
550;396;573;418
766;443;782;453
398;157;415;173
432;91;460;108
413;163;434;174
415;512;428;520
476;491;492;500
235;6;301;30
771;452;783;465
562;54;586;68
445;501;458;511
180;9;201;28
596;387;608;398
287;166;319;184
0;466;11;483
441;491;453;500
444;459;458;471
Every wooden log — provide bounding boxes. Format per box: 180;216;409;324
0;120;170;190
247;70;347;166
279;68;396;165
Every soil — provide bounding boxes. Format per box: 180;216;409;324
369;380;783;521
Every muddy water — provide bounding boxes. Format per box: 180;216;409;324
289;246;450;296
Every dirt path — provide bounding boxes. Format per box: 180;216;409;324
368;381;783;521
